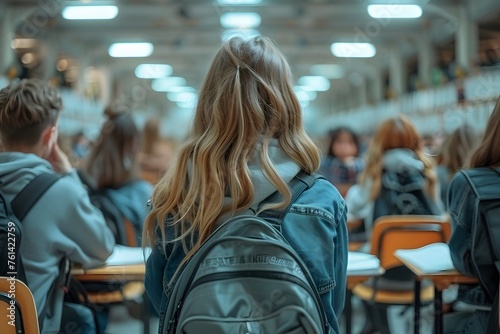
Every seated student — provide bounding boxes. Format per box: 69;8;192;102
0;79;115;334
445;97;500;334
345;115;444;240
139;117;176;184
83;106;153;245
345;115;445;333
436;124;480;208
319;126;364;197
143;35;348;334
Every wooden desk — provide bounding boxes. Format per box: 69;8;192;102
71;263;145;281
71;263;149;334
394;255;478;334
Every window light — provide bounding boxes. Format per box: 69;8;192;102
108;43;154;58
298;76;331;92
367;5;422;19
220;12;261;29
331;43;376;58
152;77;188;92
62;6;119;20
135;64;173;79
310;64;345;79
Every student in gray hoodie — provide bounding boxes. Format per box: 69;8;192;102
0;79;116;334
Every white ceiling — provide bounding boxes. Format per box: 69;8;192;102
3;0;500;117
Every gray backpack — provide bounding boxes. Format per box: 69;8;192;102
462;167;500;333
160;172;329;334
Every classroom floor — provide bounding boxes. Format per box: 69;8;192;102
105;296;431;334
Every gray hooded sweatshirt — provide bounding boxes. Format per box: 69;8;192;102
0;152;116;333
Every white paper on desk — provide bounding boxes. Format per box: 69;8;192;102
394;242;455;274
105;245;151;266
347;252;380;271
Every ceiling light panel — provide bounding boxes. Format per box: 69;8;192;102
220;12;261;29
152;77;188;92
367;5;422;19
62;5;119;20
331;43;376;58
217;0;262;5
135;64;173;79
298;76;331;92
108;43;154;58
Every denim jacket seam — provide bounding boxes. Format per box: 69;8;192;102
317;280;336;293
288;205;336;226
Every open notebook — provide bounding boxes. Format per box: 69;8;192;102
104;245;152;266
347;251;380;272
394;242;455;274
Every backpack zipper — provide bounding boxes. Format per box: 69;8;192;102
189;270;311;292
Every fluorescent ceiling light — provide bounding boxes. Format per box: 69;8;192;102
310;64;345;79
165;86;197;93
221;29;260;41
218;0;262;4
167;92;197;103
294;87;317;101
331;43;376;58
177;99;197;109
152;77;187;92
62;5;119;20
367;4;422;19
108;43;154;58
220;12;261;29
298;76;331;92
135;64;173;79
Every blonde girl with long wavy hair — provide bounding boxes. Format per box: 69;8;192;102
143;35;348;334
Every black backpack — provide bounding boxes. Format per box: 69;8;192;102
77;170;128;245
0;173;60;283
373;169;440;220
160;172;331;334
462;167;500;333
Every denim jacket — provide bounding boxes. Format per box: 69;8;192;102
145;177;348;334
447;168;500;307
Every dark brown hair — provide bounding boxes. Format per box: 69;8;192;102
85;106;141;189
326;126;360;158
0;79;62;146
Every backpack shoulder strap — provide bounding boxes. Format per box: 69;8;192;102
258;171;324;223
11;173;61;221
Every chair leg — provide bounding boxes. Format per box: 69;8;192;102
359;301;376;334
141;293;150;334
372;304;391;334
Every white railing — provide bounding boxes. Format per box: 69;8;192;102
326;67;500;135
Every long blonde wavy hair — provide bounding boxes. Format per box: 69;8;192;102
143;36;321;267
360;115;437;200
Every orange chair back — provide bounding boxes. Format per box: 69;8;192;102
0;277;39;334
369;215;451;270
